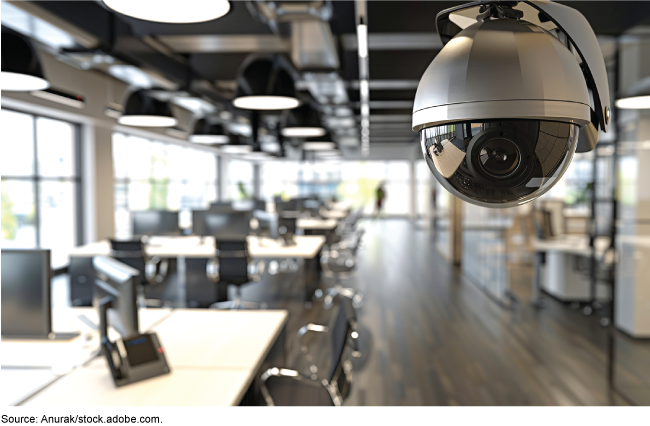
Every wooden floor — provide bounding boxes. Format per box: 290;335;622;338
239;219;649;406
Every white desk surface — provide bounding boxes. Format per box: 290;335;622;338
20;309;289;407
248;235;325;258
297;218;338;230
327;201;352;211
319;209;349;220
68;235;325;259
1;308;172;370
151;309;288;371
22;358;250;407
0;369;59;407
531;235;610;258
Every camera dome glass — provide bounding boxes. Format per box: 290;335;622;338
420;120;579;208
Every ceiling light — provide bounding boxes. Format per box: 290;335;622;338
357;24;368;58
232;57;300;110
282;103;326;137
103;0;230;23
117;90;178;127
303;142;336;151
190;119;229;144
360;79;369;98
221;145;253;154
615;95;650;109
1;29;50;91
233;96;300;110
282;127;326;138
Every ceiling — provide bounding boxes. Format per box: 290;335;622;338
6;0;650;153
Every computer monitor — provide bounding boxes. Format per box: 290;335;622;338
192;210;251;240
93;256;170;387
1;249;51;339
132;211;180;237
93;256;140;338
210;201;233;211
276;199;298;213
252;209;278;239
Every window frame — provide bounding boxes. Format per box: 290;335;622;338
0;107;84;265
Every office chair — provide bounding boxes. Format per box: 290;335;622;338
207;240;266;310
260;301;357;406
109;240;169;307
317;230;365;309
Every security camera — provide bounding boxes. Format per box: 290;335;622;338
413;1;610;208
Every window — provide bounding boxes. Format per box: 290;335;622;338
112;133;218;238
1;109;81;268
227;159;254;200
260;161;342;201
339;161;411;215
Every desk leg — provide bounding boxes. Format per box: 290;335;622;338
303;257;318;309
531;251;545;309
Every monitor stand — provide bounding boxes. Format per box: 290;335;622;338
280;235;297;247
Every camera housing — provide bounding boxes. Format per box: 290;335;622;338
413;1;610;208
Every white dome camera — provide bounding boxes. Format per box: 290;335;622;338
413;1;610;208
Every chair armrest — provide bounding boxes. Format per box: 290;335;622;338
144;256;169;284
297;323;329;354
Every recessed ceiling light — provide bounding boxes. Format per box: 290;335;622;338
103;0;230;23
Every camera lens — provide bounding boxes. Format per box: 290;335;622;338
478;138;520;177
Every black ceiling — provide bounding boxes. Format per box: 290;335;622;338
26;1;650;145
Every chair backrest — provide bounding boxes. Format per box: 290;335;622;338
216;240;250;286
109;240;146;283
327;303;353;398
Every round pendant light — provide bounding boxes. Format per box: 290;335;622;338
118;90;177;127
220;134;253;154
1;29;50;92
281;104;326;138
190;119;229;144
232;56;300;111
303;132;337;150
103;0;230;23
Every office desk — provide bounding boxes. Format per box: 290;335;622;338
68;236;326;307
68;235;325;259
530;235;610;305
319;209;349;220
1;307;173;406
21;309;288;407
1;308;172;369
297;218;338;231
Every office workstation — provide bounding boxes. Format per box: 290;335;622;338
2;0;650;413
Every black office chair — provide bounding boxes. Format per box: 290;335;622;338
260;302;357;406
207;240;266;310
109;240;169;306
317;230;365;309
